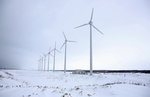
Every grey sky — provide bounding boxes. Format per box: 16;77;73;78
0;0;150;70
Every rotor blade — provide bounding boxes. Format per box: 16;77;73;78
90;8;94;21
49;53;53;57
43;53;47;57
74;23;88;29
67;40;76;43
60;42;66;50
92;24;104;35
50;53;54;57
56;49;61;53
62;32;67;40
50;49;54;53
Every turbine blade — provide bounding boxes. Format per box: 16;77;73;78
92;24;104;35
67;40;76;43
50;53;53;57
50;49;54;53
74;23;88;29
62;32;67;40
60;42;65;49
56;49;61;53
43;53;47;57
90;8;94;21
48;47;52;54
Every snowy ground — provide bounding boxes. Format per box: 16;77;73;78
0;70;150;97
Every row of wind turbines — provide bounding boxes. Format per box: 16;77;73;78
38;8;104;75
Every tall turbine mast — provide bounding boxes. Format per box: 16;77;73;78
38;59;40;71
47;49;50;71
43;54;47;71
75;8;104;75
41;56;43;71
60;32;75;73
38;55;42;71
52;42;60;72
47;47;53;71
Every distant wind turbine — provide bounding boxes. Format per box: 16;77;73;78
75;8;104;75
51;42;60;72
38;59;40;71
38;56;42;71
47;47;53;71
43;54;47;71
60;32;76;73
41;56;44;71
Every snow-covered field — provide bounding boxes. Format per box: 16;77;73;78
0;70;150;97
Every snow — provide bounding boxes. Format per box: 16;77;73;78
0;70;150;97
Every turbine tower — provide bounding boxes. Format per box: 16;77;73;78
52;42;60;72
47;47;53;71
60;32;75;73
75;8;104;75
38;59;40;71
38;56;42;71
41;57;44;71
41;55;44;71
43;54;47;71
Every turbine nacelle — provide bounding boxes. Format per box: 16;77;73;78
89;21;93;25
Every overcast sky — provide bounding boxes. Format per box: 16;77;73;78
0;0;150;70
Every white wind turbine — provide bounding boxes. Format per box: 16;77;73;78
75;8;104;75
43;54;47;71
60;32;75;73
38;59;40;71
51;42;60;72
39;56;44;71
38;56;42;71
41;57;44;71
47;47;53;71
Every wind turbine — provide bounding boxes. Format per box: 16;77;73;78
41;56;44;71
51;42;60;72
40;55;44;71
38;56;42;71
75;8;104;75
43;54;47;71
38;59;40;71
47;47;53;71
60;32;75;73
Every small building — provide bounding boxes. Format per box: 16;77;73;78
72;69;87;75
